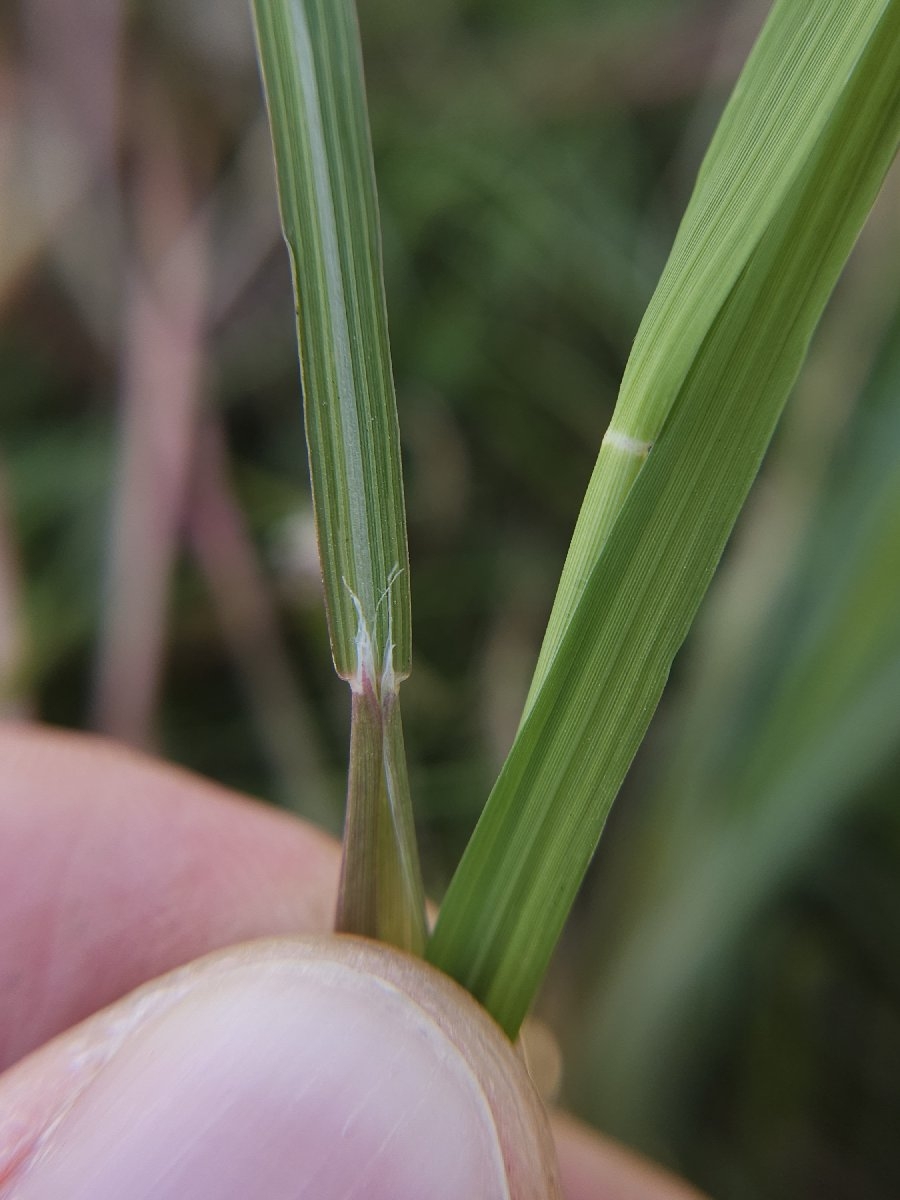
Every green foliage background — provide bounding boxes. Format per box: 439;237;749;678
1;0;898;1196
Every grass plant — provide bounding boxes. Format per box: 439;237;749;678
3;0;899;1190
251;0;899;1038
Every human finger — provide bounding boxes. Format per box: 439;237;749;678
0;937;561;1199
552;1113;706;1200
0;723;339;1070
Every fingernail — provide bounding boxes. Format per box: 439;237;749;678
13;955;511;1200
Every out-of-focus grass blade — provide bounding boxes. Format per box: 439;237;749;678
526;0;894;706
429;0;900;1036
252;0;425;951
251;0;410;681
577;299;900;1143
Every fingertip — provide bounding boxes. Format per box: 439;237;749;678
1;937;561;1200
0;724;340;1068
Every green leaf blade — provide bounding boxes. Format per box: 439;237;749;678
579;300;900;1140
527;0;894;707
252;0;410;681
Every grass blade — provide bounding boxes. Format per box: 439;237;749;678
526;0;895;706
577;295;900;1144
429;0;900;1035
252;0;425;949
251;0;410;681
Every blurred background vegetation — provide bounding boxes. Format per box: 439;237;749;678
1;0;898;1195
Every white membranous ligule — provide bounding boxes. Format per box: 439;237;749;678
344;564;405;698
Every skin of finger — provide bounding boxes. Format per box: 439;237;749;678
0;724;705;1199
552;1115;708;1200
0;723;340;1070
0;937;562;1199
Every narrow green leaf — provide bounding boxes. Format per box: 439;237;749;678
251;0;410;681
429;0;900;1035
526;0;894;707
578;298;900;1143
253;0;425;949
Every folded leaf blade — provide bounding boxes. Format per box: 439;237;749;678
252;0;410;682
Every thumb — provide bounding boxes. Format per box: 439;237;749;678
0;936;561;1199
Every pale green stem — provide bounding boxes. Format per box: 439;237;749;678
336;677;427;954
